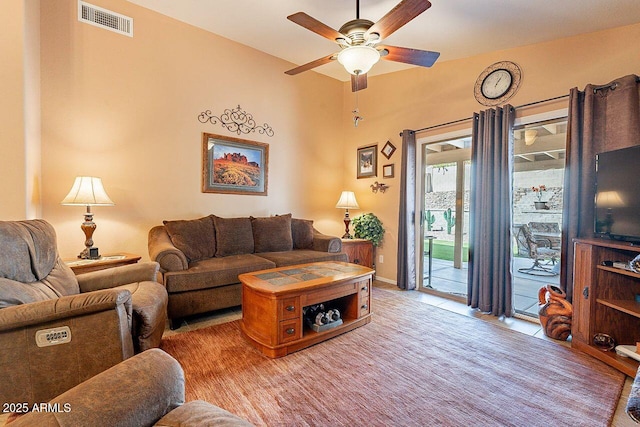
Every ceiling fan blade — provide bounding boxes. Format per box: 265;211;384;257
365;0;431;41
285;54;336;75
287;12;348;43
351;73;368;92
379;45;440;67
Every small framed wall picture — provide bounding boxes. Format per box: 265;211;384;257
383;164;395;178
357;144;378;179
381;140;396;159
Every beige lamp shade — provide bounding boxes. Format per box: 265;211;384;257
596;190;625;208
335;191;360;209
61;176;115;206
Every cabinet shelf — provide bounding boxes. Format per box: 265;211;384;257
596;299;640;318
573;341;639;377
597;265;640;279
572;238;640;376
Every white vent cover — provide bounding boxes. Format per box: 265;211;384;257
78;1;133;37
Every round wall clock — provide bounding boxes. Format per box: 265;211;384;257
474;61;522;106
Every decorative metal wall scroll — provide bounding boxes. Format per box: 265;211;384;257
198;105;274;137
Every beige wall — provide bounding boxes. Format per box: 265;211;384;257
1;0;26;219
342;23;640;282
0;0;40;220
39;0;344;258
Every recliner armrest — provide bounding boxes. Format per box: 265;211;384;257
148;226;189;273
312;230;342;253
77;262;160;293
0;288;132;332
8;349;185;427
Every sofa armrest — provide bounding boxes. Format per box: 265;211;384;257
0;288;132;332
312;229;342;253
8;349;185;427
149;225;189;273
77;262;160;293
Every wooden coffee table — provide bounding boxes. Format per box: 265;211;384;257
239;261;374;358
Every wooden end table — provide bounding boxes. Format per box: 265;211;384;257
64;253;141;275
239;261;374;358
340;238;374;268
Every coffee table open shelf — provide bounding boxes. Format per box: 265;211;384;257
239;262;374;358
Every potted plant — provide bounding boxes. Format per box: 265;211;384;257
532;185;549;210
352;213;385;247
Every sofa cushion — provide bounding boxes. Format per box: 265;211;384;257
213;217;254;257
164;254;275;293
251;214;293;253
0;278;60;308
291;218;314;250
256;250;348;267
163;216;216;263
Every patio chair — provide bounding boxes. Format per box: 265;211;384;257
516;224;561;276
528;222;561;249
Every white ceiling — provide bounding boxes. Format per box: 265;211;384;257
126;0;640;82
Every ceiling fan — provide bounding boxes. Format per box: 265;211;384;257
285;0;440;92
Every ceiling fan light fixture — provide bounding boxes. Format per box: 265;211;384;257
337;45;380;75
524;129;538;145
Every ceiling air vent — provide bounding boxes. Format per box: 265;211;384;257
78;1;133;37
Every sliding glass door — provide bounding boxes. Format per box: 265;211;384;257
418;134;471;298
511;117;567;317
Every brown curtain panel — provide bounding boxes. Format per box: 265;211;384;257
397;129;417;290
468;105;515;316
561;74;640;302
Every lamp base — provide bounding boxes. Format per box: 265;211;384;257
342;216;353;239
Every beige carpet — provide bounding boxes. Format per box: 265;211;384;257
161;288;624;426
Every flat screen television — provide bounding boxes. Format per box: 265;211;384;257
594;145;640;242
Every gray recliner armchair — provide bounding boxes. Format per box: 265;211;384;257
0;219;168;407
7;349;253;427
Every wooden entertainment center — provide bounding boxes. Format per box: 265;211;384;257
572;238;640;376
239;262;374;358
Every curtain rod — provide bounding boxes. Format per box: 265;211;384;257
400;93;570;136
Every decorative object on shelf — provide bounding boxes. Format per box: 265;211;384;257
61;176;115;259
474;61;522;106
370;181;389;193
381;141;396;159
382;164;394;178
202;133;269;195
631;254;640;274
198;105;274;137
357;144;377;178
352;213;385;247
532;185;549;210
593;333;616;351
538;285;572;341
335;191;360;239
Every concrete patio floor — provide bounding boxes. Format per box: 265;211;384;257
421;257;560;317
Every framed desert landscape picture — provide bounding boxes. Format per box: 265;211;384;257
357;144;377;179
202;133;269;195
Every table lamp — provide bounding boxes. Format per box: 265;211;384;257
61;176;115;259
335;191;360;239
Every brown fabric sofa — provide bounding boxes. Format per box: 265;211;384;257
8;348;253;427
0;220;168;407
148;214;347;328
